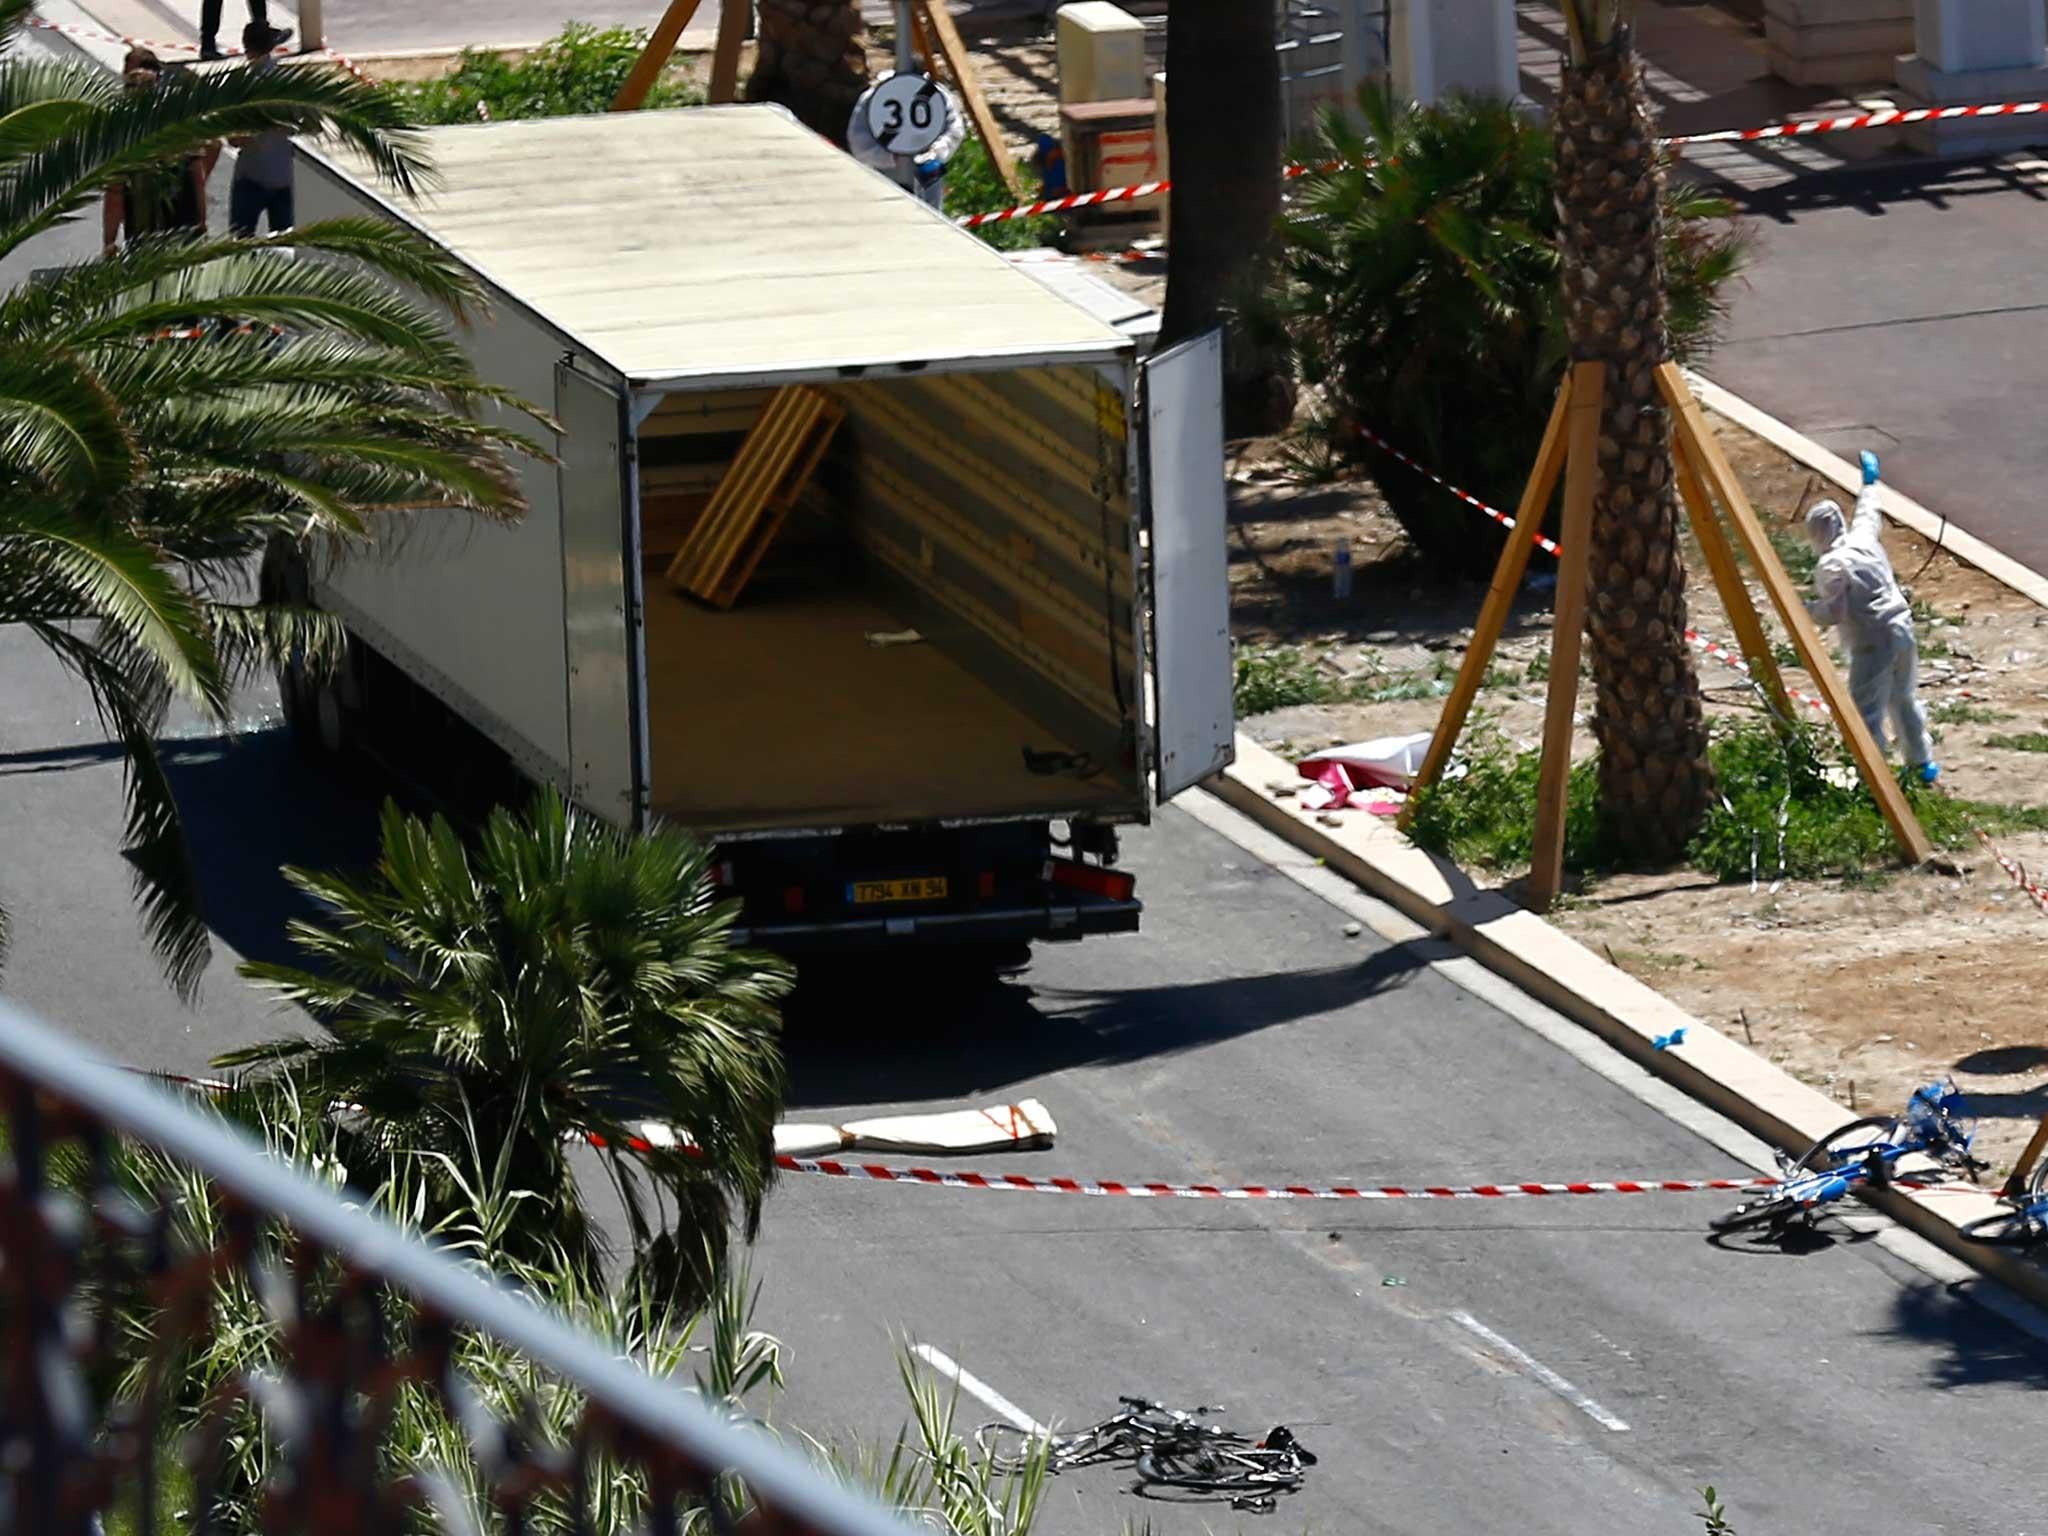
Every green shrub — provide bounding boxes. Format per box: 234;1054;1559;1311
1276;86;1749;577
944;136;1060;250
1234;644;1334;714
1403;724;1608;870
393;23;702;124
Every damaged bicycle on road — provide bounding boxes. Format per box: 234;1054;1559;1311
1710;1079;1987;1240
976;1396;1317;1514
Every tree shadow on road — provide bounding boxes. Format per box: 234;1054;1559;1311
1885;1278;2048;1390
781;942;1439;1109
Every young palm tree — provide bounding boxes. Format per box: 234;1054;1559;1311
746;0;870;144
1553;0;1714;858
220;788;794;1306
0;2;541;992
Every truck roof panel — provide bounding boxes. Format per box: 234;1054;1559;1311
301;105;1136;387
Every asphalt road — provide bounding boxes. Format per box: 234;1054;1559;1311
1704;150;2048;581
7;564;2044;1533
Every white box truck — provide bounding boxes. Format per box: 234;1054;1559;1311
277;105;1231;953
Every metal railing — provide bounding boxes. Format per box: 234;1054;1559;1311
0;999;913;1536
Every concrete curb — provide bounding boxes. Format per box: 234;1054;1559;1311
1689;368;2048;611
1207;733;2048;1309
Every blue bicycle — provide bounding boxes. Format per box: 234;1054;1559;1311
1961;1159;2048;1248
1711;1081;1985;1236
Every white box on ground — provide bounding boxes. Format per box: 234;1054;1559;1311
1056;2;1148;104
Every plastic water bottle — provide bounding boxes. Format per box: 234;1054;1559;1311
1332;540;1353;600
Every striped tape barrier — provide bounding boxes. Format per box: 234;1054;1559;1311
132;1075;1984;1201
957;100;2045;230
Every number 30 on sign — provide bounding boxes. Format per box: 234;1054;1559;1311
866;73;952;157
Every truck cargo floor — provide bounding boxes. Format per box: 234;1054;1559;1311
644;581;1133;832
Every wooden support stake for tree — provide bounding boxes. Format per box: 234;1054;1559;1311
1656;363;1932;865
1526;361;1607;910
707;0;750;104
2005;1115;2048;1200
1669;435;1795;725
1400;377;1575;822
612;0;706;111
908;1;940;79
914;0;1022;198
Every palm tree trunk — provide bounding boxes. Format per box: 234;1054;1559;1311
1554;25;1712;860
746;0;871;146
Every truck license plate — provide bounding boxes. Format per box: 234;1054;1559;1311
848;877;948;905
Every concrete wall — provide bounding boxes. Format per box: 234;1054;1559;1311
1764;0;1914;87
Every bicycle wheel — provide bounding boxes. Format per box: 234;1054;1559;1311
1136;1446;1303;1495
1797;1116;1897;1173
1709;1190;1802;1234
1960;1208;2048;1248
975;1424;1091;1473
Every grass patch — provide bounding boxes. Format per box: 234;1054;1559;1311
1234;646;1335;714
1931;700;2011;726
391;24;702;121
1987;731;2048;754
1407;718;2048;884
1234;647;1521;715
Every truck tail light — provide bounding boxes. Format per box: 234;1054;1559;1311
1048;858;1136;903
714;861;736;889
782;885;805;915
978;870;997;898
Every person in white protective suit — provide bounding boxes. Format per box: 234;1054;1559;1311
1804;451;1938;783
846;71;967;211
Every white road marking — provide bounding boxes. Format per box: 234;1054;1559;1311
1450;1311;1631;1433
1183;788;2048;1347
910;1343;1049;1435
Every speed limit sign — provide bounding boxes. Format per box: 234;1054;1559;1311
865;73;953;157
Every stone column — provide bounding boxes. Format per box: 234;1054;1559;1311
1895;0;2048;155
1390;0;1517;104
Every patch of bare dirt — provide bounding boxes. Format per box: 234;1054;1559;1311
1230;413;2048;1170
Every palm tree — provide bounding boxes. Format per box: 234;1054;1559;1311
1553;0;1714;858
219;788;794;1305
0;4;541;993
746;0;870;144
1278;87;1747;577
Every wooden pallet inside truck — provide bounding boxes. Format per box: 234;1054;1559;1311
1399;360;1931;910
665;385;844;609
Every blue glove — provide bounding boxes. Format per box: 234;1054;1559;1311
1860;450;1881;486
1919;761;1940;785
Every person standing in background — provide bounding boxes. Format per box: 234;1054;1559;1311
200;0;287;61
102;56;212;250
229;23;297;237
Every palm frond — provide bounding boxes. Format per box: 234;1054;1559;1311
0;60;430;256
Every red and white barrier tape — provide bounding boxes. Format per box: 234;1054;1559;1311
1662;99;2046;147
1354;423;1564;556
960;100;2045;230
761;1157;1769;1199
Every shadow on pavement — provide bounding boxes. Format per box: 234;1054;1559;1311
780;943;1434;1109
1724;153;2048;226
1887;1279;2048;1389
157;729;386;969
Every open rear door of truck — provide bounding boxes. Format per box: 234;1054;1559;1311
556;360;643;827
1142;328;1235;799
